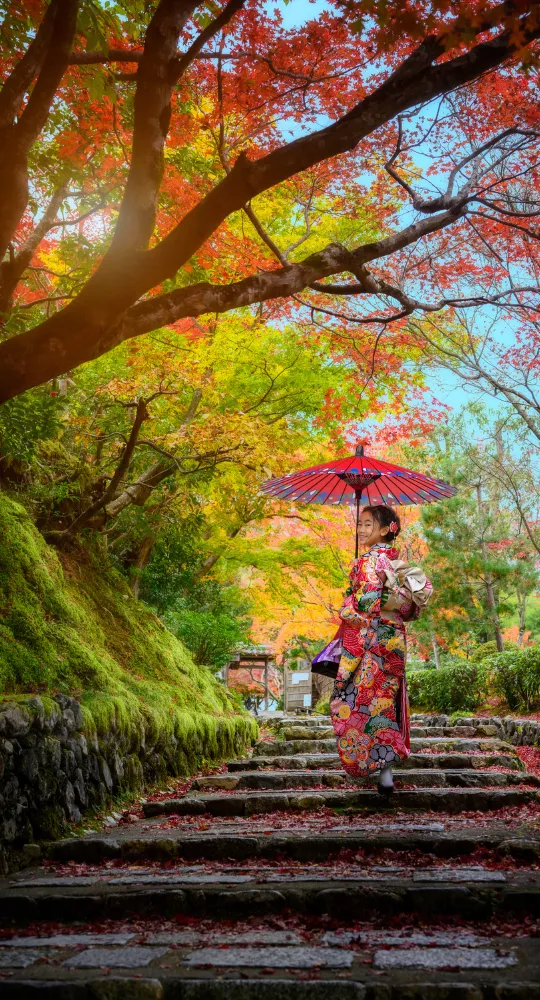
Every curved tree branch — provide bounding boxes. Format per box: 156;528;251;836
0;181;69;313
0;0;79;260
0;0;62;128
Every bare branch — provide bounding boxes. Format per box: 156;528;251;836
52;396;150;539
171;0;247;83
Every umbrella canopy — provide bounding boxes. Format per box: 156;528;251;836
260;444;457;558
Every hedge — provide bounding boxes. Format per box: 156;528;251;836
484;646;540;712
407;662;489;714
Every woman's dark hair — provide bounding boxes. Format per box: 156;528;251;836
362;504;401;541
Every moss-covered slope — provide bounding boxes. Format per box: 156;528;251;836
0;496;257;760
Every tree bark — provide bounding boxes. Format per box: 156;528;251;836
517;590;527;647
111;0;199;252
0;0;61;129
57;397;149;537
0;211;458;402
104;457;176;518
193;524;246;579
0;183;68;315
0;0;79;261
476;482;504;652
131;535;156;598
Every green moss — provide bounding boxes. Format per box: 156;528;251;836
0;495;258;764
35;805;66;840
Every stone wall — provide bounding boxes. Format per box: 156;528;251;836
411;713;540;746
0;694;247;868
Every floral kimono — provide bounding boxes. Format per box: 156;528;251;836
330;542;411;777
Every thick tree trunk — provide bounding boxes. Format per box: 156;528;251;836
517;591;527;647
131;535;155;598
476;482;504;653
111;0;199;252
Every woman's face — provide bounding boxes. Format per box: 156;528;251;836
357;510;389;550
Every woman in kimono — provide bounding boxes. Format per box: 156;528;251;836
330;504;430;796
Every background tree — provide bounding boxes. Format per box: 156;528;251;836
408;406;539;655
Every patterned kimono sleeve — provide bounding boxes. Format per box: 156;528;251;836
339;549;386;624
355;549;387;616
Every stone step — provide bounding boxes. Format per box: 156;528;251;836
281;726;334;740
46;824;540;864
228;751;524;771
143;786;539;818
280;726;499;741
411;714;503;727
274;715;331;725
194;769;539;791
0;924;539;998
252;737;517;757
5;980;538;1000
2;866;540;924
410;726;498;738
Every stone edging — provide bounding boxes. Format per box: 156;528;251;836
411;713;540;746
0;694;248;867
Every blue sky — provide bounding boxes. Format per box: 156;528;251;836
270;1;476;413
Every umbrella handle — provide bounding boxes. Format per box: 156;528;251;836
355;491;361;560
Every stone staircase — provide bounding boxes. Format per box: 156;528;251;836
0;712;539;998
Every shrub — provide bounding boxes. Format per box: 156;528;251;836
314;697;330;716
407;662;488;713
486;646;540;712
470;640;519;664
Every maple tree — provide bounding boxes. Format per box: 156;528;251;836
0;0;539;408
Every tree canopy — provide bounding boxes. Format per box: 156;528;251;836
0;0;539;404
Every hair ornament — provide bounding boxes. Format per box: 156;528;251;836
389;520;398;533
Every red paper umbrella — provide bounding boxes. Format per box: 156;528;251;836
260;444;457;558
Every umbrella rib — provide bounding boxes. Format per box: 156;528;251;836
401;484;424;507
291;471;340;501
373;478;389;506
263;470;329;498
293;475;336;502
394;480;419;505
335;479;351;505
